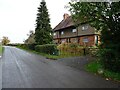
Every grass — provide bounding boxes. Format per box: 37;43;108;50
85;60;120;82
0;45;3;55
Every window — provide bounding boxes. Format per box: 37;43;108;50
83;38;89;42
72;29;77;33
95;35;99;45
61;31;64;35
82;25;88;30
53;32;56;36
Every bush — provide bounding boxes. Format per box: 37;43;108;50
7;44;18;46
35;44;58;55
26;44;37;50
88;47;99;56
17;44;37;50
57;43;84;55
17;44;27;49
99;48;120;73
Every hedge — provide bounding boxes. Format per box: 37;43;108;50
35;44;58;55
17;44;37;50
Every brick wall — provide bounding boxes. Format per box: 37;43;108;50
79;35;95;46
54;35;99;46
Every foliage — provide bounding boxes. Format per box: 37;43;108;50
35;0;53;45
0;45;2;55
88;47;99;57
17;44;28;50
26;44;37;50
86;60;120;82
7;44;18;46
86;60;103;73
17;44;37;50
2;36;10;45
25;30;35;44
69;2;120;72
17;44;82;60
98;48;120;72
35;44;58;55
57;43;84;56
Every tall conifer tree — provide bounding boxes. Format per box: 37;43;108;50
35;0;52;45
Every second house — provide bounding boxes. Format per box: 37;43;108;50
53;13;100;46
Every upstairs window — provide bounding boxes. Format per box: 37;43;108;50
82;25;88;30
61;31;64;35
72;29;77;33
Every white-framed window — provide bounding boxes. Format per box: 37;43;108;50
53;32;56;36
82;25;88;30
95;35;99;45
83;38;89;43
72;28;77;33
61;31;64;35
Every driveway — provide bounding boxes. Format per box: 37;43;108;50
1;46;119;88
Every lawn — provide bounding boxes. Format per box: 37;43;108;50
85;60;120;82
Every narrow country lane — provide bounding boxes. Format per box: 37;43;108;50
1;46;119;88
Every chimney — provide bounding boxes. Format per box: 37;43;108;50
63;13;69;20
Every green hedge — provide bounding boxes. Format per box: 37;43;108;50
17;44;37;50
35;44;59;55
26;44;37;50
99;48;120;73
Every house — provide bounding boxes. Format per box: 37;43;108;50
53;13;100;46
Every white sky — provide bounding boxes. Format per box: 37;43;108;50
0;0;70;43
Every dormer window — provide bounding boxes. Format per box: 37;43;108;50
61;31;64;35
82;25;88;30
72;29;77;33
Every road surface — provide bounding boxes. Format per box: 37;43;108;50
1;46;119;88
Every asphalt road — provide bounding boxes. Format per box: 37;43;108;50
1;46;119;88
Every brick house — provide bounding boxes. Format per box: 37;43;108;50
53;13;100;46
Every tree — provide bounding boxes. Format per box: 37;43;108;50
35;0;53;45
25;30;35;44
69;2;120;72
2;36;10;45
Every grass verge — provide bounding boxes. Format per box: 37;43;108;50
0;45;3;55
16;46;79;60
85;60;120;82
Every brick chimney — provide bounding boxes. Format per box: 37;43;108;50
63;13;69;20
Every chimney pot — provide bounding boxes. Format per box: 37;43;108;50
63;13;69;20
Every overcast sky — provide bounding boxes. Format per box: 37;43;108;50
0;0;70;43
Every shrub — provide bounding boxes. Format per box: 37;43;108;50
7;44;18;46
88;47;99;56
17;44;37;50
26;44;37;50
35;44;58;55
57;43;84;55
18;44;27;49
99;48;120;73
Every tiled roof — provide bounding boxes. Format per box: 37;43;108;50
53;16;75;31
